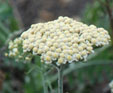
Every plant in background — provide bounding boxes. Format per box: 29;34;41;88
6;16;110;93
109;80;113;93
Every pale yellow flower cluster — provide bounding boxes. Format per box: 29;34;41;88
109;80;113;93
7;16;110;65
7;37;33;62
8;38;22;57
20;16;110;65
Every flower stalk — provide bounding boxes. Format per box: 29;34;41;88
57;65;63;93
41;72;48;93
41;64;48;93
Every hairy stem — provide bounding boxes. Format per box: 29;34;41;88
42;72;48;93
57;66;63;93
41;64;48;93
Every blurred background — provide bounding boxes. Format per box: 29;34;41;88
0;0;113;93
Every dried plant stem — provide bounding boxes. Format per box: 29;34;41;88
57;65;63;93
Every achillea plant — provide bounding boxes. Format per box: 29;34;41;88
6;16;110;93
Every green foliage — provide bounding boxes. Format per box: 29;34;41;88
82;1;110;30
0;0;19;47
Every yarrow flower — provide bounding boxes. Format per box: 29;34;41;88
7;16;110;65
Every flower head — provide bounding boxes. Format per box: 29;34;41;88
8;16;111;65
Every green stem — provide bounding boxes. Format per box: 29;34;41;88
58;66;63;93
42;72;47;93
41;64;48;93
47;80;53;93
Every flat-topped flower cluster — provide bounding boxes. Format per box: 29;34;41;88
7;16;110;65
